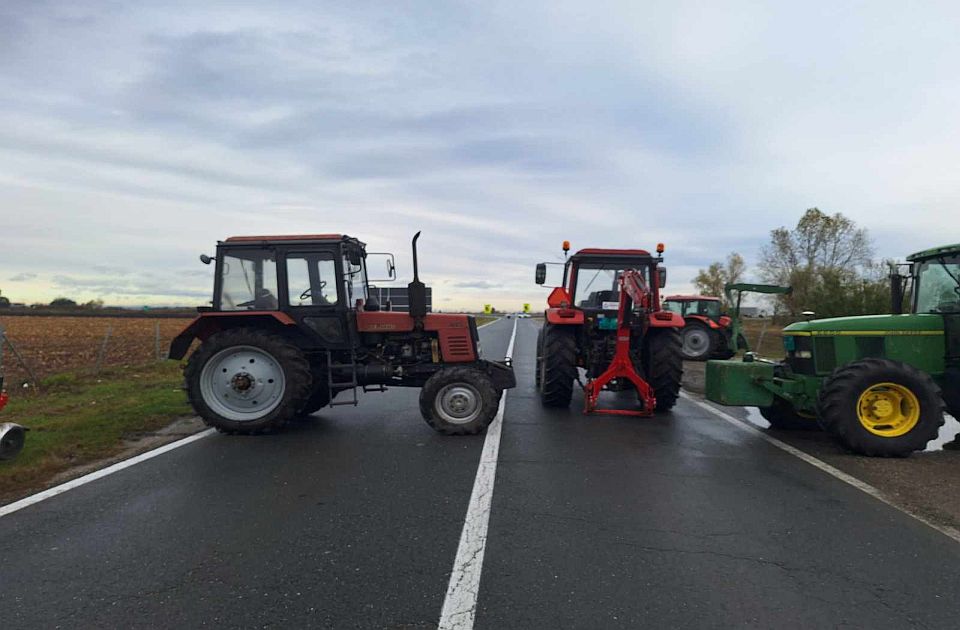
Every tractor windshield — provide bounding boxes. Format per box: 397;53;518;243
573;264;650;309
915;255;960;313
219;249;279;311
664;299;721;320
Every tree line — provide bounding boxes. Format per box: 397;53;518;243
693;208;892;319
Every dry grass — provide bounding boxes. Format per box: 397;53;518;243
740;318;786;358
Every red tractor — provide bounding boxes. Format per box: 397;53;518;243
662;295;745;361
169;232;515;435
533;242;685;416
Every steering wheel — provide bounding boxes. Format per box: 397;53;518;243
300;280;327;302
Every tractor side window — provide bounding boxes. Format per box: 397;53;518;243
220;251;278;311
663;301;682;315
286;254;339;307
916;258;960;313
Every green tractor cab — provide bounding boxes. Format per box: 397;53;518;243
706;243;960;457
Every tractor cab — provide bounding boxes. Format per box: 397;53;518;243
208;234;392;314
663;296;725;324
536;246;667;318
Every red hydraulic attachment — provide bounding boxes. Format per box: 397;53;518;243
583;269;656;417
0;391;7;412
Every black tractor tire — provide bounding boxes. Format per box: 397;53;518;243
535;326;545;391
817;358;944;457
185;328;312;434
420;366;500;435
943;367;960;421
299;385;331;416
642;327;683;412
681;321;717;361
759;399;818;431
539;324;577;407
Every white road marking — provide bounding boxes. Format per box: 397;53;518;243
439;318;519;630
0;429;216;518
681;392;960;545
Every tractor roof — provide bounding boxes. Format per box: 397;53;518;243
664;295;719;302
907;242;960;262
221;234;367;249
573;248;651;257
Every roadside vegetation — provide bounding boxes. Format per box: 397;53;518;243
695;208;893;319
0;361;190;502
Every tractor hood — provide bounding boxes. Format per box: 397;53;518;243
784;313;944;335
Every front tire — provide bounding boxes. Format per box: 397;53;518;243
642;328;683;412
185;328;312;434
817;358;944;457
539;324;577;407
420;367;500;435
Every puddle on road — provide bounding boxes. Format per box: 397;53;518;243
741;408;960;453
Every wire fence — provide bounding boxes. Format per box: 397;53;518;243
0;316;193;389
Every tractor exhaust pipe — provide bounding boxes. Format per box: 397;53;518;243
408;231;427;320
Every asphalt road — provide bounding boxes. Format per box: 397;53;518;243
2;317;960;628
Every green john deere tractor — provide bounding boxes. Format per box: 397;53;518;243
706;242;960;457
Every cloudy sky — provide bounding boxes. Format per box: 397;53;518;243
0;1;957;310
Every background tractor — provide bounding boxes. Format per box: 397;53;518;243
533;242;685;416
706;242;960;457
169;232;515;436
663;295;740;360
664;284;791;361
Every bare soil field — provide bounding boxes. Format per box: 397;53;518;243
0;315;193;386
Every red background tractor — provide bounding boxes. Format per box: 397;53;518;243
662;295;746;361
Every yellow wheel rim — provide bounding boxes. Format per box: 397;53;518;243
856;382;920;437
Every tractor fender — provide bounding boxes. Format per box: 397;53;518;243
649;311;685;328
168;312;297;360
685;314;720;329
545;308;585;325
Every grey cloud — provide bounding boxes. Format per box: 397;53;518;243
8;272;37;282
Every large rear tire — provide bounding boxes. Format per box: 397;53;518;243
539;324;577;407
420;367;500;435
185;328;312;434
817;358;944;457
681;321;716;361
642;328;683;412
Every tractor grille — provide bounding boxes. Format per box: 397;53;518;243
444;333;473;360
786;336;815;375
813;337;837;374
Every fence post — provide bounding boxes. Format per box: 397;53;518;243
2;328;39;389
155;322;162;361
95;325;113;375
756;321;769;355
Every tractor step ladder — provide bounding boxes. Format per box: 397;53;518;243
327;349;359;407
583;269;657;417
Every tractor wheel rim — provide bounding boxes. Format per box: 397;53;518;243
683;329;710;356
200;345;286;422
435;383;482;425
856;382;920;437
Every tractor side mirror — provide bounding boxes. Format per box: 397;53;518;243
199;254;213;265
657;267;667;288
366;253;397;282
348;250;362;266
535;263;547;285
